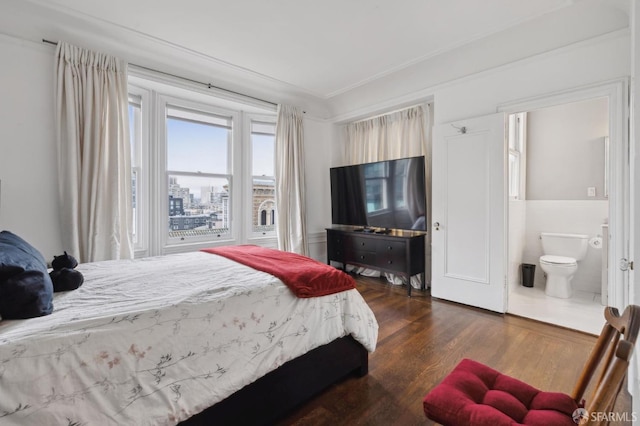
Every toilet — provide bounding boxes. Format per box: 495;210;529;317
539;232;589;298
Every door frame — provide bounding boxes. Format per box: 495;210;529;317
497;78;630;311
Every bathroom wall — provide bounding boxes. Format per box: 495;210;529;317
518;97;609;294
508;199;526;292
527;97;609;200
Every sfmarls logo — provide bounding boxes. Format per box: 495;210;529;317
572;408;589;425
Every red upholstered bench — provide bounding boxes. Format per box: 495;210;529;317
423;359;579;426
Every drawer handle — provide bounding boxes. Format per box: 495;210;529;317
387;246;393;250
360;255;365;259
361;242;365;246
388;260;393;264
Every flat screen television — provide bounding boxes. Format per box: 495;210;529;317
330;156;427;232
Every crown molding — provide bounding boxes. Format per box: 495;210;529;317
328;28;629;124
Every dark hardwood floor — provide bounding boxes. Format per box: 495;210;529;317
278;275;632;425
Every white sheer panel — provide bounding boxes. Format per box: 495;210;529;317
275;104;308;255
54;42;133;262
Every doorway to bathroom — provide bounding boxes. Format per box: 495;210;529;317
500;81;629;335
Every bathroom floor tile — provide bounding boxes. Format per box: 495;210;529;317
508;285;605;335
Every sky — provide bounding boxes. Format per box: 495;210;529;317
167;118;274;174
166;118;274;199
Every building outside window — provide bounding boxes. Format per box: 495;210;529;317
250;119;276;237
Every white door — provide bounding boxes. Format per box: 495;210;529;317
431;113;507;312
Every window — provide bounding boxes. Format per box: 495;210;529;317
165;105;233;242
128;87;149;254
250;119;276;237
393;160;409;209
128;76;276;256
508;112;527;200
128;97;140;243
363;162;388;213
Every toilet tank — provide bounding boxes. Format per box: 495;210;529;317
540;233;589;261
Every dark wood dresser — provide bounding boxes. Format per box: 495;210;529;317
326;225;426;296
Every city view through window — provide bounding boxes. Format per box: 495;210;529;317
165;111;277;239
166;109;233;239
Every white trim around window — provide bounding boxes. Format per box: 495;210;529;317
156;94;242;254
129;75;276;257
244;113;278;246
128;85;151;258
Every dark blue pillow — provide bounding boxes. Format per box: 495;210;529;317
0;231;54;319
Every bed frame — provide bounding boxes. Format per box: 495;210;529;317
180;336;368;425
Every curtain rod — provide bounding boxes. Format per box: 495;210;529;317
42;38;278;108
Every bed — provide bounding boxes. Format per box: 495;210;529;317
0;246;378;425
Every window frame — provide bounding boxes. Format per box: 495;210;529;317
128;73;277;257
128;85;151;257
508;112;527;200
244;113;278;243
157;95;242;253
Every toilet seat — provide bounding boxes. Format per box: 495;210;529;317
540;255;577;266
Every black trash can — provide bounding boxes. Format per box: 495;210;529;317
521;263;535;288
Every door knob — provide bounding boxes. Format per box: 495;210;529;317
619;258;634;271
434;222;440;231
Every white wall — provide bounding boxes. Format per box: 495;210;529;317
508;200;526;292
433;34;629;124
303;117;333;261
0;35;62;261
527;97;609;200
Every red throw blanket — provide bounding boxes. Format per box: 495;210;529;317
201;245;356;298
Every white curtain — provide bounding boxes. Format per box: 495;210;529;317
344;104;432;286
345;104;431;163
275;104;308;255
54;42;133;263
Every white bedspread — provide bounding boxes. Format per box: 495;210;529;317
0;251;378;425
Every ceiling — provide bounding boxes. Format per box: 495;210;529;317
8;0;631;100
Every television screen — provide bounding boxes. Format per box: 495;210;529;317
330;156;426;231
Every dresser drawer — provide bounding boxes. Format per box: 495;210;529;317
349;249;377;265
326;231;345;260
343;236;377;266
377;240;407;271
349;236;376;251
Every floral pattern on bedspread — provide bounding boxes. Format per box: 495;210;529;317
0;252;378;426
